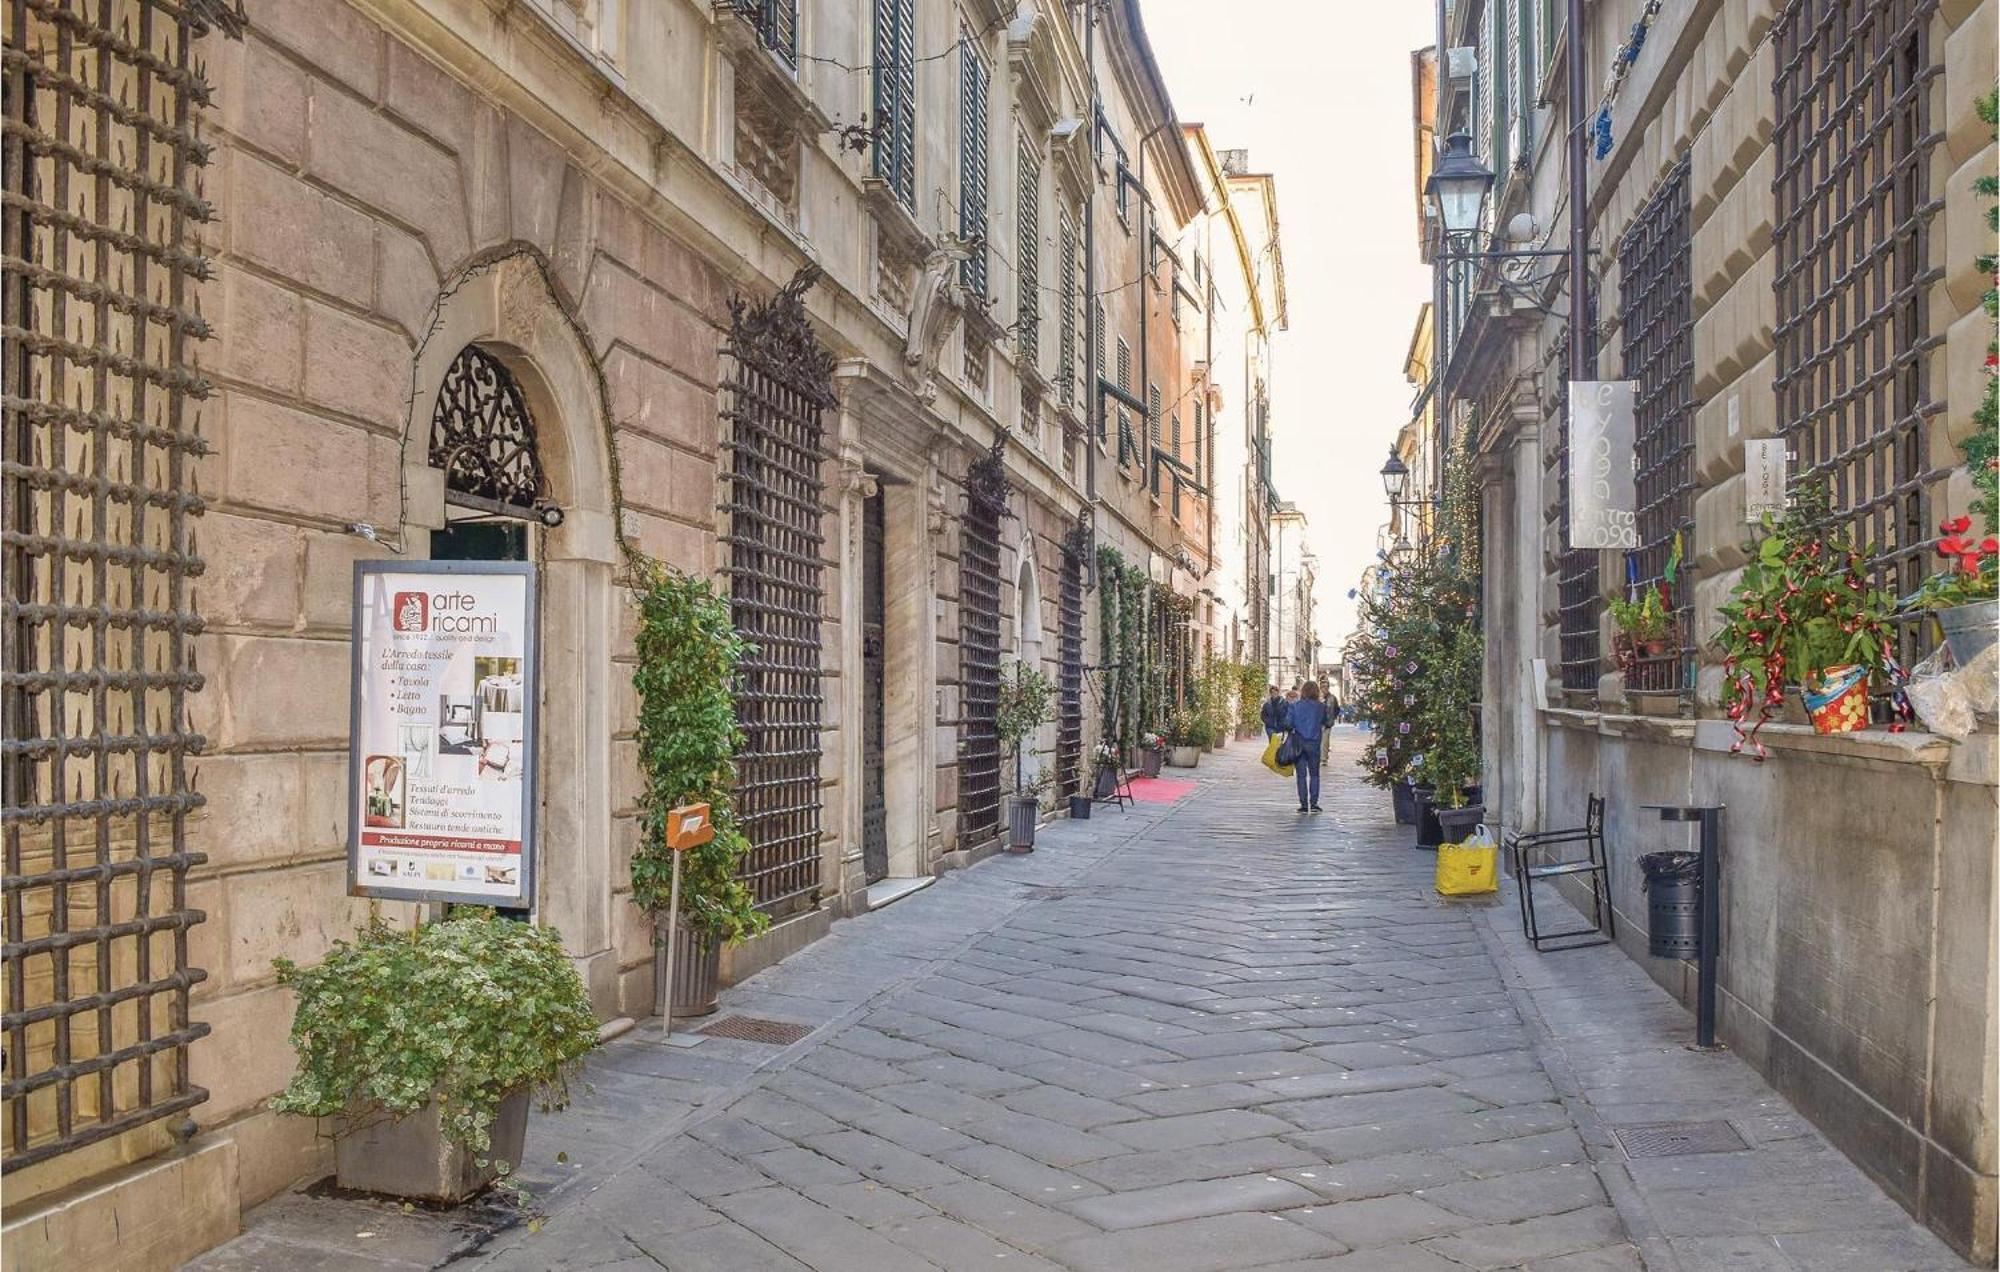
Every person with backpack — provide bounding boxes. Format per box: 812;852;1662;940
1259;685;1288;738
1284;680;1334;813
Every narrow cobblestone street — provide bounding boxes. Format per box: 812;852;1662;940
197;732;1972;1272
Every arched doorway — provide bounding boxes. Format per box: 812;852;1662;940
403;253;622;1011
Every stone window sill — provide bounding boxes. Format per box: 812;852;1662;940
1544;706;1990;777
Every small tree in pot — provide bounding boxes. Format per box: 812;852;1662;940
629;560;768;1016
271;912;598;1204
998;660;1055;851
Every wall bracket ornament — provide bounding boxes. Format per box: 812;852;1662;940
905;231;981;403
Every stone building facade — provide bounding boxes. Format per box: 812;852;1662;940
0;0;1277;1264
1415;0;1997;1260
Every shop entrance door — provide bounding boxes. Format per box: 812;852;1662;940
861;489;889;884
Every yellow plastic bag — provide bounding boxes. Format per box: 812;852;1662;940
1436;825;1498;896
1261;732;1293;777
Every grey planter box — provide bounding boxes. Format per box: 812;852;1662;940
335;1087;529;1203
1006;795;1038;851
1167;745;1201;768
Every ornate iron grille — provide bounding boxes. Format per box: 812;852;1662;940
958;435;1009;842
721;268;831;917
430;344;548;517
1055;521;1084;798
2;0;243;1174
1619;159;1695;696
1554;303;1601;696
1773;0;1943;663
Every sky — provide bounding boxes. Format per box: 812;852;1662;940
1141;0;1436;659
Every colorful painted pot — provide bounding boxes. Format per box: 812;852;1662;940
1803;663;1870;735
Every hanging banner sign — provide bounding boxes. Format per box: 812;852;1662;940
1568;381;1640;550
1744;437;1788;524
348;561;538;908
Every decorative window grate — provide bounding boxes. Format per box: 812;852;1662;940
958;436;1009;841
957;29;988;297
1619;159;1696;696
1015;133;1039;367
1773;0;1943;664
2;0;244;1174
1056;521;1085;798
869;0;915;208
721;268;832;917
1553;301;1601;696
429;345;548;517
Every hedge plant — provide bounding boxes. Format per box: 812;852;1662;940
629;558;767;945
271;912;598;1186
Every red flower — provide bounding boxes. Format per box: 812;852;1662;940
1942;515;1973;535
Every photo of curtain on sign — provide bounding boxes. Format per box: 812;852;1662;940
348;561;540;908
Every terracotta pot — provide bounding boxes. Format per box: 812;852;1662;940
1804;663;1870;735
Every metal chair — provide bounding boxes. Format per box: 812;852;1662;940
1508;794;1614;951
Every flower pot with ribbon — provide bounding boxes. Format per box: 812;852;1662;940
1802;663;1871;735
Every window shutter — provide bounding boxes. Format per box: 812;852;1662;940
1148;385;1162;444
871;0;916;206
1115;339;1132;459
1058;215;1078;405
1516;0;1533;159
760;0;798;67
958;32;990;296
1016;133;1041;365
1490;1;1509;176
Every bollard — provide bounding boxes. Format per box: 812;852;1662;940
1645;803;1725;1049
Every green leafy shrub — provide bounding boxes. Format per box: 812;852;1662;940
629;559;767;944
272;912;598;1175
997;660;1055;793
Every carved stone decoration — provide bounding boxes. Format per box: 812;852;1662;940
905;232;979;403
840;445;879;499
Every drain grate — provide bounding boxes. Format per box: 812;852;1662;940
1019;885;1085;901
697;1015;815;1045
1613;1120;1749;1158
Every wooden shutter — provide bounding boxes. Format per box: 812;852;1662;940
871;0;916;206
761;0;798;67
1058;215;1078;405
1016;133;1041;365
958;31;989;296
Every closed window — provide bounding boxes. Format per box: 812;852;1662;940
870;0;916;206
958;29;990;296
1016;133;1041;365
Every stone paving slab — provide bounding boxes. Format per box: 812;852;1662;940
194;734;1974;1270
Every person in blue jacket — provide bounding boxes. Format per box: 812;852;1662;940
1286;680;1333;813
1259;685;1288;738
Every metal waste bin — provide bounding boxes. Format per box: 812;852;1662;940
1640;850;1701;959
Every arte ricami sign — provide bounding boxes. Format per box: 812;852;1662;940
348;561;538;907
1567;380;1640;551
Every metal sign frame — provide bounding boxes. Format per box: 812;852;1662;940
346;560;540;908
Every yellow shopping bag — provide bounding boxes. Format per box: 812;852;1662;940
1436;826;1498;896
1261;732;1293;777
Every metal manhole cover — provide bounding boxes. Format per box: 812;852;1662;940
1019;885;1084;900
1613;1120;1748;1158
697;1016;815;1045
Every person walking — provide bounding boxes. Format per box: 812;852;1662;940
1286;680;1333;812
1259;685;1288;738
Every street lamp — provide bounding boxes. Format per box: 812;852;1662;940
1426;132;1493;238
1379;448;1409;502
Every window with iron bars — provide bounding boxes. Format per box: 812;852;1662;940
1016;134;1040;367
721;271;833;917
1773;0;1943;666
870;0;916;207
959;443;1009;841
1553;320;1603;696
2;0;242;1174
957;29;989;297
1618;158;1696;696
1056;527;1086;798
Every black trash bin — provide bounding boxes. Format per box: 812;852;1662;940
1640;850;1701;959
1392;780;1417;825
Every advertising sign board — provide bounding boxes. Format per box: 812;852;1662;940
348;561;538;907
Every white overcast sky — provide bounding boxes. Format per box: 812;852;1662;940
1143;0;1436;657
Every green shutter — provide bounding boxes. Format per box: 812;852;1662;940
958;31;990;296
760;0;797;67
1058;215;1078;405
1517;0;1533;159
1491;1;1509;176
1017;134;1040;365
871;0;916;206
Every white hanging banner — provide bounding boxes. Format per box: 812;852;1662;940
348;561;538;908
1744;437;1788;524
1568;381;1640;550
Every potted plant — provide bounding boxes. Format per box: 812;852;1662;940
1610;584;1673;662
1420;622;1486;844
1905;518;1998;665
1138;729;1165;778
1089;739;1120;803
1165;708;1202;768
1716;488;1898;746
998;660;1055;852
629;561;768;1017
271;912;599;1204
